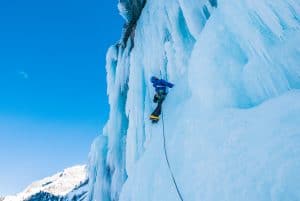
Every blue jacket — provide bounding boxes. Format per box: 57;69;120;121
151;77;174;94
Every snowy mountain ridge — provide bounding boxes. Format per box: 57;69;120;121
4;165;88;201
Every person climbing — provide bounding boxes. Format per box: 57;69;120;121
149;76;174;123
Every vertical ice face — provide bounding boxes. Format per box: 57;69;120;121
87;0;300;201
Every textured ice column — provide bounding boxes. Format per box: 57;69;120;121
188;0;300;110
86;135;110;201
105;45;130;201
86;44;130;201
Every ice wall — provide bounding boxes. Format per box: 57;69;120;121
87;0;300;200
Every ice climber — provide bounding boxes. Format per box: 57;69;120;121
149;76;174;123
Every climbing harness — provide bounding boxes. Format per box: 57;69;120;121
161;112;184;201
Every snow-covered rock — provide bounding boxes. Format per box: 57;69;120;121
87;0;300;200
118;0;145;23
4;165;88;201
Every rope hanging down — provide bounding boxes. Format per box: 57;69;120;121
161;112;184;201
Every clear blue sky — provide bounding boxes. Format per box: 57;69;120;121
0;0;123;196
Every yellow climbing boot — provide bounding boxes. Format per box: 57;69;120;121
150;115;159;120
